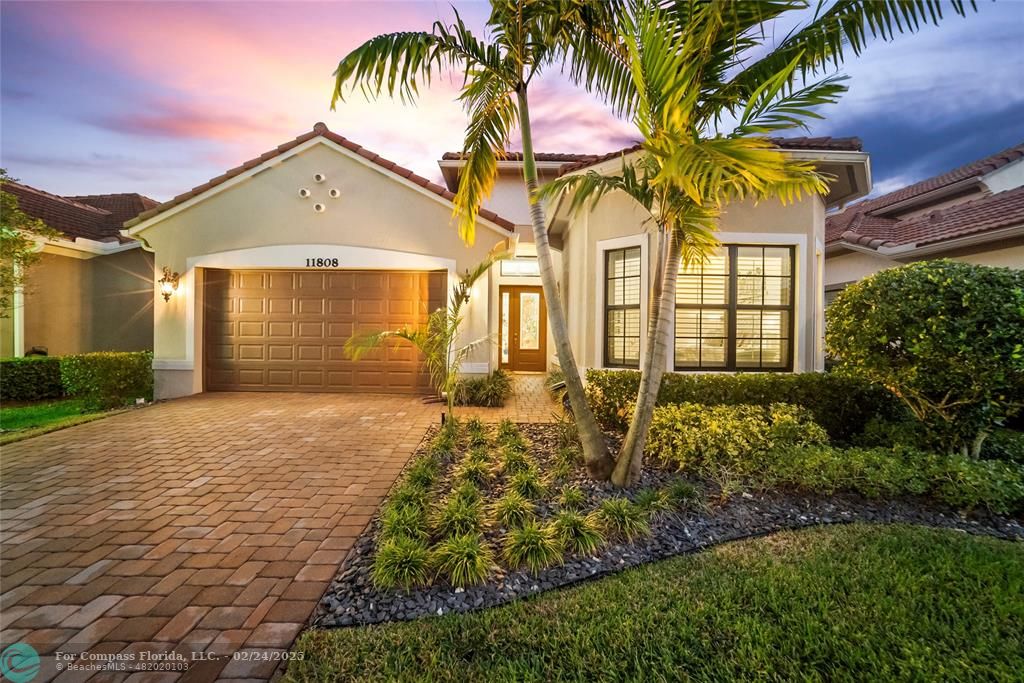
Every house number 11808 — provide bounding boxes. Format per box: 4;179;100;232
305;258;340;267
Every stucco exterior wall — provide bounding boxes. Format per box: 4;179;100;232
825;241;1024;289
134;140;508;398
13;248;153;357
561;191;825;372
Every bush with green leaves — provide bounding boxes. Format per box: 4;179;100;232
760;445;1024;515
503;520;563;573
373;536;431;590
431;534;494;588
490;491;535;528
585;368;902;443
981;429;1024;463
60;351;153;409
644;402;828;476
827;260;1024;456
455;369;513;407
552;511;604;555
596;498;650;541
0;357;63;401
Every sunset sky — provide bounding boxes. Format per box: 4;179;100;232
2;1;1022;201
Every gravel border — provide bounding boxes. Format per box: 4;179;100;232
314;426;1024;628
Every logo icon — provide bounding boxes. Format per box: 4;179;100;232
0;643;40;683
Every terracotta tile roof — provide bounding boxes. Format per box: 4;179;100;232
1;181;149;244
826;142;1024;248
126;123;516;232
441;151;602;163
556;136;863;174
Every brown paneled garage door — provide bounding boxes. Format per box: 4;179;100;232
204;269;446;393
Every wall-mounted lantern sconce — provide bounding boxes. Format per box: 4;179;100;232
159;266;180;302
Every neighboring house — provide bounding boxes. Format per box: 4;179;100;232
0;181;156;357
118;123;868;400
824;143;1024;301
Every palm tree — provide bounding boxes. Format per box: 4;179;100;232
540;0;975;485
345;244;511;418
331;1;618;479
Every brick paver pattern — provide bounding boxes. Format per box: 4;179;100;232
0;375;557;681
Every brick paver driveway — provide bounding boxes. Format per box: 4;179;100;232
1;380;556;681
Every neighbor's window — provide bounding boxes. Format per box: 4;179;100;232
501;257;540;276
675;245;794;371
604;246;642;368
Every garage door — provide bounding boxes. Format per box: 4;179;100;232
204;269;446;393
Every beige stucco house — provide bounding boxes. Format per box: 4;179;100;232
0;183;155;357
824;142;1024;301
113;124;870;399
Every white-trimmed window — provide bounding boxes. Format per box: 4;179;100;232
604;246;642;368
675;244;795;371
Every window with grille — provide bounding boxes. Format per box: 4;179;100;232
675;245;794;371
604;246;642;368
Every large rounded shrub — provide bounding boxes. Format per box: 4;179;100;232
826;260;1024;456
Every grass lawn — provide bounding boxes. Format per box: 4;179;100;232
288;524;1023;682
0;398;113;443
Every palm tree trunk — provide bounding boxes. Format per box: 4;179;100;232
516;86;614;480
612;228;681;486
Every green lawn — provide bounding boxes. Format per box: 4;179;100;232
0;398;110;443
287;524;1023;682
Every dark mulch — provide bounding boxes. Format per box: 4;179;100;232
314;424;1023;628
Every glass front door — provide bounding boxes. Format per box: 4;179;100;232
499;285;547;372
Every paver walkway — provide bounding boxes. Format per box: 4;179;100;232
0;377;557;681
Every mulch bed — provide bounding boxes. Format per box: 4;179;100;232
313;423;1024;628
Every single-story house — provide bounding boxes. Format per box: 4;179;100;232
0;182;156;357
112;124;869;399
824;142;1024;301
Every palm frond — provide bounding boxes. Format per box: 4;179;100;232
344;328;427;361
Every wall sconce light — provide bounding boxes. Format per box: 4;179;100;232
159;266;180;302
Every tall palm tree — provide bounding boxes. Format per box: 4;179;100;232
542;0;975;485
330;1;618;478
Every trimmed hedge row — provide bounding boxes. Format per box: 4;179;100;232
1;351;152;408
585;369;904;443
0;357;63;401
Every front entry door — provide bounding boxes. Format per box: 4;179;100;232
499;285;547;372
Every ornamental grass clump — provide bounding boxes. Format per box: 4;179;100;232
503;520;564;573
557;485;586;511
454;458;493;488
406;457;440;489
431;534;494;588
509;467;547;499
465;418;489;448
500;447;533;475
387;481;430;510
372;536;431;590
664;480;704;511
552;511;604;555
496;418;519;443
379;502;428;542
634;488;671;514
433;493;485;539
490;491;535;529
596;498;650;541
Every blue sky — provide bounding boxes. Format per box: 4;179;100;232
1;1;1022;201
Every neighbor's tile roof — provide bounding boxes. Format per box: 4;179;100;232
2;181;151;243
826;142;1024;248
441;151;602;163
555;136;863;174
127;123;516;231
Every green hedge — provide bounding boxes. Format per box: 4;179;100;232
61;351;153;409
586;369;903;442
0;357;63;401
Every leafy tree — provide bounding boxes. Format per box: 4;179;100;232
331;0;619;478
345;243;511;418
827;260;1024;457
1;170;60;315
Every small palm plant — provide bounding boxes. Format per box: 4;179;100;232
345;243;511;418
